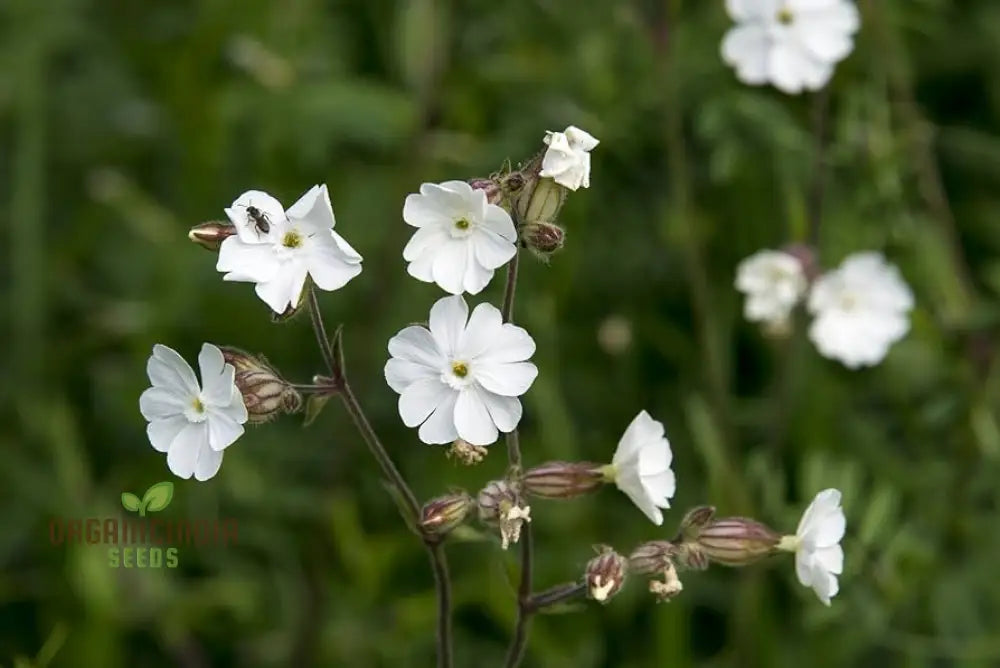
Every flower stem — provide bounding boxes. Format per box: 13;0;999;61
526;581;587;612
807;87;830;246
499;249;536;668
306;289;453;668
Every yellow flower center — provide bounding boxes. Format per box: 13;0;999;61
282;230;303;248
451;361;469;378
777;7;794;24
191;397;205;414
454;218;470;231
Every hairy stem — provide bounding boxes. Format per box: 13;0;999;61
306;290;453;668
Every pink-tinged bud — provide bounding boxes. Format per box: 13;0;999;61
628;540;677;576
446;439;488;466
219;348;302;424
677;506;716;540
521;461;604;499
521;222;565;262
468;178;504;206
420;492;474;537
585;546;628;604
691;517;781;567
188;221;236;251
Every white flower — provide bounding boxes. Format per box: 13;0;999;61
384;295;538;446
721;0;860;94
807;251;914;368
217;185;362;313
539;125;600;191
784;488;846;606
735;249;807;325
139;344;249;481
401;181;517;295
609;410;676;525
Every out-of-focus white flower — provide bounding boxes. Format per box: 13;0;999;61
778;488;846;606
807;251;913;368
721;0;860;94
735;249;808;326
539;125;600;191
401;181;517;295
217;185;363;313
384;295;538;446
139;344;248;481
607;410;676;525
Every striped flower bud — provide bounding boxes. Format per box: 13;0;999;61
513;153;568;226
628;540;677;576
521;222;565;262
521;461;604;499
691;517;781;567
420;492;474;538
219;348;302;424
585;546;628;604
188;221;236;251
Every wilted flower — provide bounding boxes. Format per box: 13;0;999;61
477;480;531;550
807;251;914;368
721;0;860;94
735;249;808;327
585;547;629;603
219;347;302;423
420;492;475;537
521;461;604;500
216;186;363;313
539;125;599;191
605;410;676;525
139;344;248;481
649;561;683;603
778;488;846;606
446;438;489;465
188;221;236;251
401;180;517;295
384;295;538;446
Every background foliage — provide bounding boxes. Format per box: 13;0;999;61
3;0;1000;665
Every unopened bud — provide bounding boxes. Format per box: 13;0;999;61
468;178;504;206
585;546;628;604
689;517;781;567
219;348;302;423
628;540;676;576
521;461;603;499
420;492;474;537
188;221;236;251
477;480;530;550
447;439;488;466
521;222;565;262
677;506;716;540
513;153;568;225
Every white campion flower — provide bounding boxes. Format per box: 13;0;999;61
539;125;600;191
721;0;860;94
606;410;676;525
807;251;914;368
139;344;249;481
384;294;538;446
401;181;517;295
735;249;808;325
217;185;363;313
778;488;846;606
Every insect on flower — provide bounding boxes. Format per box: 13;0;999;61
241;202;271;238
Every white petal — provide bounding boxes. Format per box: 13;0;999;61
768;42;833;94
225;190;286;244
399;378;451;428
406;248;437;283
384;358;438;394
206;410;245;451
254;263;309;314
147;415;188;453
403;226;449;262
403;192;451;228
148;344;200;396
166;422;208;479
725;0;778;20
479;390;522;432
459;303;503;360
418;391;459;444
642;469;676;504
140;387;185;421
460;252;494;296
477;323;536;364
480;205;517;242
388;326;445;368
307;245;363;292
612;410;665;466
454;388;499;446
795;551;814;588
217;238;281;282
474;361;538;397
721;24;770;85
193;446;225;481
285;184;323;221
815;544;844;575
431;240;470;295
198;344;234;405
797;488;843;536
615;470;664;525
428;295;469;358
564;126;599;151
473;229;517;270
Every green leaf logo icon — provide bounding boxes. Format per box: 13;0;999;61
121;482;175;516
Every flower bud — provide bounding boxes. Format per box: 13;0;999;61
477;480;530;550
447;438;488;466
521;222;565;262
521;461;603;499
585;546;628;604
420;492;474;538
219;348;302;424
628;540;676;576
677;505;716;540
689;517;781;567
468;178;504;206
188;221;236;251
513;153;568;226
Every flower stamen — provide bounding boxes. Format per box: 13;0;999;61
282;230;303;249
777;7;794;24
454;218;470;231
451;361;469;378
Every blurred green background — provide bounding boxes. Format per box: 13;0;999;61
4;0;1000;666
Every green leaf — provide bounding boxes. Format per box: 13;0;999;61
303;394;330;427
120;492;141;512
141;481;174;514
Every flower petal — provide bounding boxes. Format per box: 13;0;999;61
148;344;200;396
254;263;309;314
454;388;499;446
217;238;281;283
140;387;185;421
194;446;225;481
388;325;445;369
479;390;522;432
403;226;449;262
207;409;245;452
477;323;536;364
418;391;459;444
459;302;503;360
431;239;469;295
166;422;208;479
480;204;517;242
385;358;438;394
307;244;363;292
721;24;770;85
225;190;286;244
399;378;452;428
473;229;517;270
429;295;469;358
147;415;188;453
474;361;538;397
